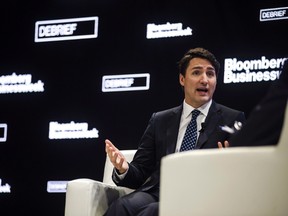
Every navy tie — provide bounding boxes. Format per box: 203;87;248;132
180;109;201;152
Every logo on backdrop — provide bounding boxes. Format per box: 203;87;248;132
260;6;288;21
223;56;287;84
47;181;68;193
102;73;150;92
49;121;99;139
35;16;99;42
146;22;192;39
0;179;11;193
0;124;7;142
0;73;44;94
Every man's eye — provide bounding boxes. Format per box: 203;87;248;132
192;71;200;75
207;71;215;77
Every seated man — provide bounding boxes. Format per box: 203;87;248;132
104;47;246;216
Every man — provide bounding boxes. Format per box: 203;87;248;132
105;47;246;216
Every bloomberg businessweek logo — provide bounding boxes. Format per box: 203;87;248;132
34;16;98;42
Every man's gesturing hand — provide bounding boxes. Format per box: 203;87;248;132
105;139;129;174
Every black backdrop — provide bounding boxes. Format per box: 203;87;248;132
1;0;287;215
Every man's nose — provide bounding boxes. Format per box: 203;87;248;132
200;74;208;84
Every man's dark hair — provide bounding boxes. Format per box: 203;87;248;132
178;47;220;76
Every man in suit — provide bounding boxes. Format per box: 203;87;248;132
105;47;246;216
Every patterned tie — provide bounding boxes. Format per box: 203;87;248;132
180;109;201;152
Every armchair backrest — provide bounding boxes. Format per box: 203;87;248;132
102;150;137;185
159;101;288;216
277;100;288;151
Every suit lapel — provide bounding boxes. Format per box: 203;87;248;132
196;101;222;149
165;105;182;155
163;102;222;152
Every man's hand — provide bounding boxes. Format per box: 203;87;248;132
105;139;129;174
218;140;230;148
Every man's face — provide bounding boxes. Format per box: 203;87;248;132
179;57;217;108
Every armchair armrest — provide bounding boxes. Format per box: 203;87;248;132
64;178;134;216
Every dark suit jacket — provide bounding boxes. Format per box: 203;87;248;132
113;101;245;197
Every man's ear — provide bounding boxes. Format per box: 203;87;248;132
179;73;185;86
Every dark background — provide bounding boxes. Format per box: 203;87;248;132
0;0;287;215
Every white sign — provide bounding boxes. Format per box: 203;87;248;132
260;7;288;21
49;121;99;139
0;73;44;94
35;16;99;42
224;56;287;84
0;179;11;193
102;73;150;92
47;181;68;193
146;22;192;39
0;124;8;142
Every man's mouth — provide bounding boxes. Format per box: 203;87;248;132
196;88;208;93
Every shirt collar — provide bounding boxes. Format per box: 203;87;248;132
182;99;212;119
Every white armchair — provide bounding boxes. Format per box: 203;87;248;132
159;103;288;216
64;150;136;216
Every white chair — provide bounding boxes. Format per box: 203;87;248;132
159;102;288;216
64;150;136;216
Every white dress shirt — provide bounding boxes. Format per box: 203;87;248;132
175;99;212;152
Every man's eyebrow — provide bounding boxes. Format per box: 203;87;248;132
191;65;215;70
